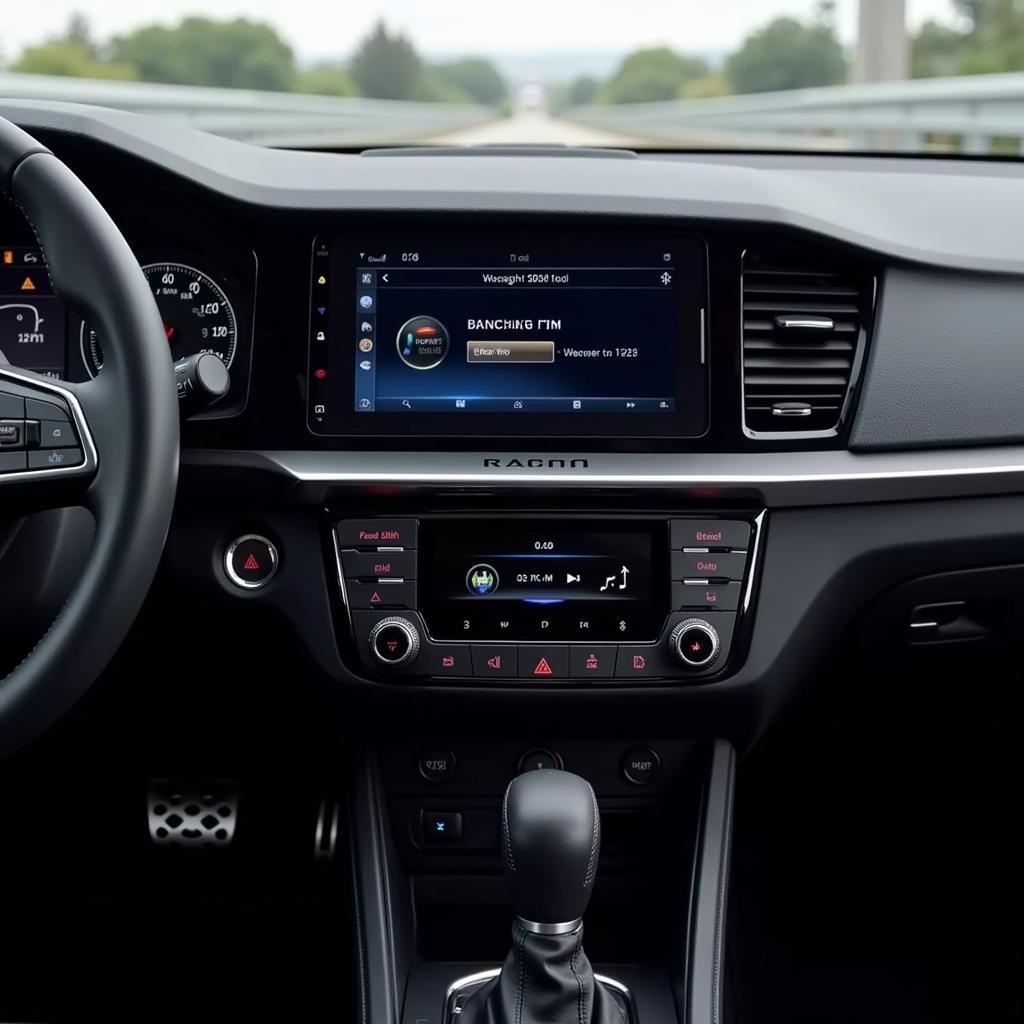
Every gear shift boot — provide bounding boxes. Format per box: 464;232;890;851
458;770;630;1024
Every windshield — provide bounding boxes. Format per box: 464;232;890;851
2;1;1022;155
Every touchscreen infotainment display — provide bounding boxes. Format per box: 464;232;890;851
307;229;708;437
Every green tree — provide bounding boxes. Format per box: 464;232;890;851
913;0;1024;77
957;0;1024;73
433;58;506;106
912;20;970;78
296;64;358;96
10;12;135;80
602;47;710;104
563;75;600;108
11;40;137;79
111;17;295;90
350;21;422;101
726;16;846;93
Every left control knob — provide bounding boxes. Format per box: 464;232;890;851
369;617;421;668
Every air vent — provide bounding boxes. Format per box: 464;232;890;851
742;252;871;437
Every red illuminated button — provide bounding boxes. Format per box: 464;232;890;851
672;581;742;611
670;519;750;551
517;646;569;680
342;549;417;580
336;519;418;549
224;535;278;590
569;646;616;679
471;645;517;679
669;619;721;670
614;647;660;679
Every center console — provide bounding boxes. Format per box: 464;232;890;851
335;512;762;684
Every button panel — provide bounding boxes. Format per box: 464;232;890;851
344;514;758;685
0;383;85;476
671;550;747;581
672;581;743;611
670;519;750;551
346;579;417;609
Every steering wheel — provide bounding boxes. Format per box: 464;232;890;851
0;118;179;755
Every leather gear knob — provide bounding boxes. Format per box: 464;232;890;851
502;769;601;924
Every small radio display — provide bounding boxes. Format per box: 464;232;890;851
419;519;669;642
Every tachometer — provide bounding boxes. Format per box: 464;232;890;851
82;261;236;377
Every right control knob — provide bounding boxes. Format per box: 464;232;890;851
669;618;721;670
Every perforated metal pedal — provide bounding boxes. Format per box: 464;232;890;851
147;780;238;848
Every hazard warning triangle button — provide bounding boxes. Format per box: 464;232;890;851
521;647;567;680
227;535;277;589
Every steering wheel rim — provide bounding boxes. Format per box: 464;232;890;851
0;117;179;755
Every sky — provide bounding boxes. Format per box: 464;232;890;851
0;0;960;65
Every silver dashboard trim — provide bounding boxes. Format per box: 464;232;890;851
184;448;1024;508
516;915;582;936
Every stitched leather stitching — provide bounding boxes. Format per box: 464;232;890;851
584;784;599;886
569;929;585;1024
515;921;526;1024
503;781;515;873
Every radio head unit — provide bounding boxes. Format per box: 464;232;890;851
336;514;759;685
308;228;708;439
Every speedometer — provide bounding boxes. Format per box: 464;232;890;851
82;261;237;377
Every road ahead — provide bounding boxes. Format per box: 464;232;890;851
429;110;641;148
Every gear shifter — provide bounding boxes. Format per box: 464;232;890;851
459;769;627;1024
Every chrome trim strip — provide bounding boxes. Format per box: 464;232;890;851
183;448;1024;508
331;527;355;637
742;511;766;616
516;916;582;936
223;533;278;589
0;366;98;483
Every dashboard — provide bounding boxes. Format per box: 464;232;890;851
4;99;1024;721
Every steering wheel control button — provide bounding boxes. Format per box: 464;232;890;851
0;419;24;447
672;551;747;581
671;519;750;551
672;581;743;611
517;645;569;679
25;396;72;425
37;420;78;448
518;748;563;773
369;616;421;668
670;619;721;670
0;451;26;472
615;647;660;679
570;646;617;679
342;549;416;580
422;644;472;677
622;746;662;786
0;391;24;418
347;579;416;609
336;518;418;549
28;447;83;469
471;645;517;679
419;749;457;783
224;534;279;590
421;810;462;845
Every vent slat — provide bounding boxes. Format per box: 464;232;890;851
742;253;867;435
744;338;855;353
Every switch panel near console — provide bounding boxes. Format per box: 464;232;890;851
336;514;759;685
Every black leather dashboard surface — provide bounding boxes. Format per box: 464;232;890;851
851;268;1024;451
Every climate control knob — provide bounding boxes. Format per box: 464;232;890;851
369;617;421;668
669;618;721;670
